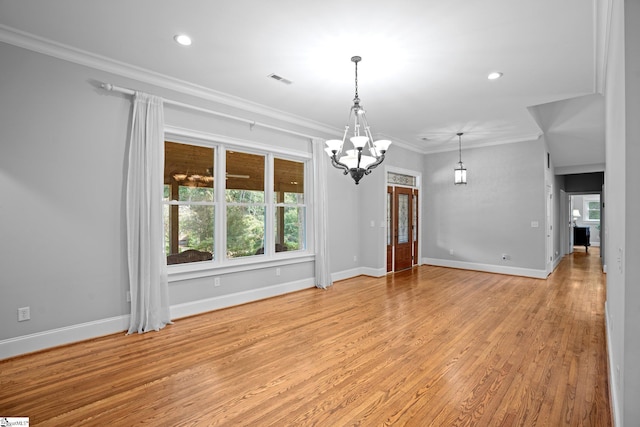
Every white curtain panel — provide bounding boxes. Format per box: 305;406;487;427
126;92;171;333
312;139;333;289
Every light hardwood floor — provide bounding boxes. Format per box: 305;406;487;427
0;248;611;426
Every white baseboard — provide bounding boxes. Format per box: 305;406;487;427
332;268;363;282
0;315;130;361
170;278;315;320
0;278;316;361
421;258;548;279
605;304;621;427
553;255;563;272
360;266;387;278
331;266;387;283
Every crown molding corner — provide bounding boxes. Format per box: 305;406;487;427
0;24;340;138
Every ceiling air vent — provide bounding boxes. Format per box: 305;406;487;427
268;73;293;85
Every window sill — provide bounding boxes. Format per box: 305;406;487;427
167;251;315;283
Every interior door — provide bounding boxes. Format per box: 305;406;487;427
413;188;419;266
546;184;553;274
386;186;393;272
394;187;413;271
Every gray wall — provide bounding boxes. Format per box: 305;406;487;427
603;0;640;424
0;41;352;346
2;40;433;353
326;161;360;274
422;139;547;272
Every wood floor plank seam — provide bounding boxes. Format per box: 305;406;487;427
0;248;611;426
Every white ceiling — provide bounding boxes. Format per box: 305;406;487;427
0;0;604;168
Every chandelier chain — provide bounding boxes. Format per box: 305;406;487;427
354;61;358;100
352;56;361;103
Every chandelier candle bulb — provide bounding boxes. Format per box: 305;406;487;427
374;140;392;151
326;139;343;152
350;136;369;148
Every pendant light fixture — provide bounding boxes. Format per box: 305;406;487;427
454;132;467;185
325;56;391;185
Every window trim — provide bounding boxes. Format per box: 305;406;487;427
164;126;313;282
582;196;600;223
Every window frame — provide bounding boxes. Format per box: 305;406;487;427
164;127;314;283
582;195;600;223
272;156;307;255
224;149;267;259
164;142;216;262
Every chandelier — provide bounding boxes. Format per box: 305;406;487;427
325;56;391;185
454;132;467;185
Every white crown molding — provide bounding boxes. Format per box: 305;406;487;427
0;24;341;138
555;163;605;175
421;132;543;155
373;133;429;155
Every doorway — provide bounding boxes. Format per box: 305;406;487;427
387;185;419;272
570;194;601;252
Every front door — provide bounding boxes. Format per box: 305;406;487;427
394;187;413;271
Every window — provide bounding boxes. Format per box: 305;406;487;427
273;158;305;253
164;142;215;264
583;196;600;222
163;140;308;265
226;151;266;258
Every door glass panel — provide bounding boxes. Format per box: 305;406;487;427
398;193;409;244
387;192;392;245
412;193;417;242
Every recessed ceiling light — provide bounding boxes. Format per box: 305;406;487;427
488;71;503;80
174;34;192;46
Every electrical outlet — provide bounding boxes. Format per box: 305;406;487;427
214;277;221;287
449;249;454;255
126;291;131;302
276;268;281;276
501;254;511;261
18;306;30;322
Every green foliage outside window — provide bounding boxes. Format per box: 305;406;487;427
163;185;214;256
226;189;265;258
